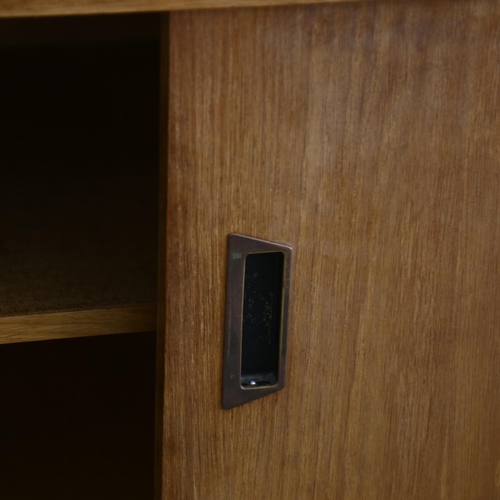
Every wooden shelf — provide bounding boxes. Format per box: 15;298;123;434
0;305;157;345
0;21;160;342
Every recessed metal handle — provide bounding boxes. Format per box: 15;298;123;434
222;234;292;409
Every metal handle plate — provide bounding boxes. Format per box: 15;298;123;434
222;234;292;409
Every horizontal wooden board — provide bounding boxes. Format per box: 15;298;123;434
0;304;157;344
0;0;367;19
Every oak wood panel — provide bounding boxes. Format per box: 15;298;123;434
0;0;367;19
0;304;157;344
161;2;500;499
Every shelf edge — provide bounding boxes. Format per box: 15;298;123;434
0;304;157;345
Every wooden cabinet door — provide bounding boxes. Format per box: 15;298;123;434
157;2;500;498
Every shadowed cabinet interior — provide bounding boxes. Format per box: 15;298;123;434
0;14;160;499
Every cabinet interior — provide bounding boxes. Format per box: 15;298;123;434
0;14;161;499
0;13;160;343
0;331;157;500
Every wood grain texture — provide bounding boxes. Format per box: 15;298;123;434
0;0;367;18
160;2;500;499
0;304;157;344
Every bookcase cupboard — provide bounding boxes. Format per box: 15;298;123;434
1;2;499;499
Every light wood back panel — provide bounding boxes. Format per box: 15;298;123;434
161;2;500;498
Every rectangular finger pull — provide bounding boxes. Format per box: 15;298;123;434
223;234;292;409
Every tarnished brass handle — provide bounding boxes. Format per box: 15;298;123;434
222;234;292;410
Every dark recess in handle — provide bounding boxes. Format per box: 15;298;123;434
223;234;292;410
241;252;284;388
